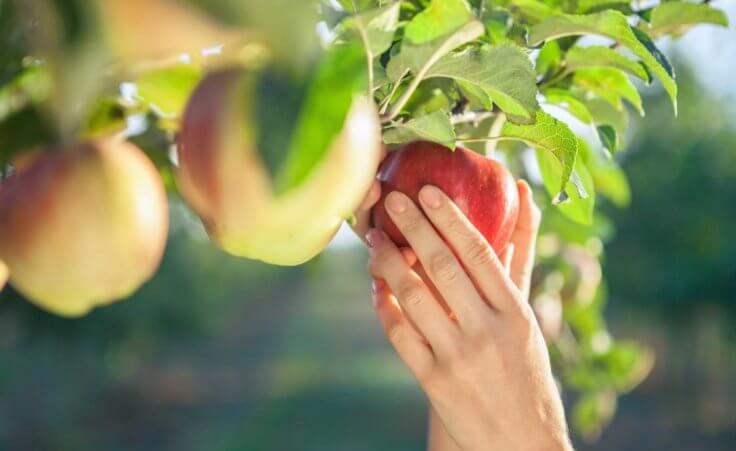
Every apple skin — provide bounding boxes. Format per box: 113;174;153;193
177;69;382;265
99;0;245;63
0;260;7;292
0;139;169;317
372;141;519;254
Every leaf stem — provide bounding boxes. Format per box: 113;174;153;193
382;21;484;123
486;113;506;156
383;68;426;122
538;67;570;90
450;110;494;125
455;137;503;144
379;69;409;115
351;0;375;95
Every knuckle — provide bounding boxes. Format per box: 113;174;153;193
445;214;474;239
398;282;425;306
398;212;422;235
430;252;459;283
387;326;405;345
466;239;493;266
442;213;462;232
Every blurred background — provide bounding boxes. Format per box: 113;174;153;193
1;4;735;451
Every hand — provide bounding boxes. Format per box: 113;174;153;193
366;181;572;451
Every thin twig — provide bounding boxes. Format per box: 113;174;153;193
450;110;494;125
486;113;506;156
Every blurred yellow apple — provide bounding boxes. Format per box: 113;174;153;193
99;0;245;63
177;69;382;265
0;260;7;292
0;139;169;317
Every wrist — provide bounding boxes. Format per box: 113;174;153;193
523;432;573;451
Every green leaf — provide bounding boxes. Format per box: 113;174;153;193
136;64;203;118
573;68;643;116
481;8;512;44
535;41;562;77
83;97;127;137
577;0;631;14
543;88;593;124
0;66;52;122
404;79;456;115
596;125;616;155
591;161;630;207
565;45;650;82
0;106;54;166
581;96;629;151
404;0;474;44
500;0;557;23
340;2;401;56
648;2;728;38
529;11;677;113
386;20;485;83
457;80;493;110
599;341;654;392
384;110;456;149
536;139;595;225
335;0;377;12
572;391;616;440
275;43;368;193
500;110;578;194
0;0;31;88
424;44;539;122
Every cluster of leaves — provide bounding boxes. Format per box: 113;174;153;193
0;0;728;439
328;0;727;438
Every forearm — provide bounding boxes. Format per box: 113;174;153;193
427;407;574;451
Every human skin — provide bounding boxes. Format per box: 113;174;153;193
355;179;572;451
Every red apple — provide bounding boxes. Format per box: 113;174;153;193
372;141;519;254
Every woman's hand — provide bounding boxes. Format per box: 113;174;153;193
366;182;572;451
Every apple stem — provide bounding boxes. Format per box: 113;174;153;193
485;113;506;156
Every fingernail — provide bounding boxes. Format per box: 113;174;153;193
420;185;442;209
386;192;408;214
371;279;385;295
365;229;385;248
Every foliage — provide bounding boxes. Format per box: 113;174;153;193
0;0;729;440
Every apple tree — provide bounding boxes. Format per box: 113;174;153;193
0;0;729;439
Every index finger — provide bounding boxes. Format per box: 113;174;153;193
417;185;522;312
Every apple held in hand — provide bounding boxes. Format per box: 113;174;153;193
177;69;382;265
0;140;169;317
372;141;519;254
